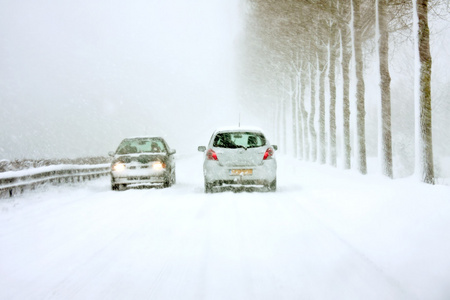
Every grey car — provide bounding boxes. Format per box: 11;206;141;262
198;127;277;193
109;137;176;190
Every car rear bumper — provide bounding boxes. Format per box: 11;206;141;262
203;159;276;185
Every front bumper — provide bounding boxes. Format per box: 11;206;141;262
111;169;168;186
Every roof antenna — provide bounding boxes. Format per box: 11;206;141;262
239;113;241;127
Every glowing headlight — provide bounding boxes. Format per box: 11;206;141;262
152;161;166;170
112;163;126;172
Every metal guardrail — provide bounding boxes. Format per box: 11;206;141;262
0;164;110;198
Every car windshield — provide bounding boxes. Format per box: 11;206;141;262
116;138;167;154
213;132;266;149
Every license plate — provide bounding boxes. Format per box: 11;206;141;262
230;169;253;176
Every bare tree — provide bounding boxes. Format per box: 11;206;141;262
413;0;435;184
318;45;327;164
291;71;299;157
299;65;310;161
328;20;338;168
352;0;368;174
309;50;318;162
339;1;353;170
376;0;394;178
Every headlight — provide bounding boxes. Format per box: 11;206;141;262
152;161;166;170
112;163;126;172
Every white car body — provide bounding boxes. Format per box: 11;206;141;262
198;127;277;192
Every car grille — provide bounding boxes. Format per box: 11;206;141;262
128;165;150;170
127;176;158;180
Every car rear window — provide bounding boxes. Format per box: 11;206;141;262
213;132;266;149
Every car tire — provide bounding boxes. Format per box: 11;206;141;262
205;181;214;193
113;184;127;191
171;171;176;185
163;169;175;188
266;178;276;192
164;178;171;188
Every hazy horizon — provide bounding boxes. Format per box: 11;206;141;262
0;0;243;159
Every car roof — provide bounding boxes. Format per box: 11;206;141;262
213;126;265;134
122;136;165;140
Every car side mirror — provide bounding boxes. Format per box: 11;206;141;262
272;145;278;151
108;151;115;157
169;149;176;155
198;146;206;152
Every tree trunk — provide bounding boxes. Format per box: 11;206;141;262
341;30;352;170
377;0;393;178
352;0;367;174
309;57;317;162
291;74;299;158
300;68;309;161
413;0;434;184
340;2;352;170
318;48;327;164
329;23;338;168
296;72;304;160
339;26;352;170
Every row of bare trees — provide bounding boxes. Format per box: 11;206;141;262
238;0;444;184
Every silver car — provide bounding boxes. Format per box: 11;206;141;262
109;137;176;190
198;127;277;193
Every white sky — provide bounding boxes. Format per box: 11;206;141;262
0;0;243;159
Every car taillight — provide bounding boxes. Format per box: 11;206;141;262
263;147;274;160
206;149;218;161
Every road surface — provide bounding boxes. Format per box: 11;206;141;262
1;154;449;299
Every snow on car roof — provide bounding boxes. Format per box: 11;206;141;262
213;126;266;134
122;136;164;140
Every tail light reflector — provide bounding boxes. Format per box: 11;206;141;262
206;149;218;161
263;147;274;160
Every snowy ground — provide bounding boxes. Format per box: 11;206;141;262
1;154;449;300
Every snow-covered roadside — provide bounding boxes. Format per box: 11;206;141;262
0;154;449;299
282;157;450;299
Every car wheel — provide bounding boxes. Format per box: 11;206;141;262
164;178;171;188
114;184;126;191
205;181;214;193
171;171;176;185
266;178;276;192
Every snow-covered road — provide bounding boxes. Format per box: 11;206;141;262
1;154;449;300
